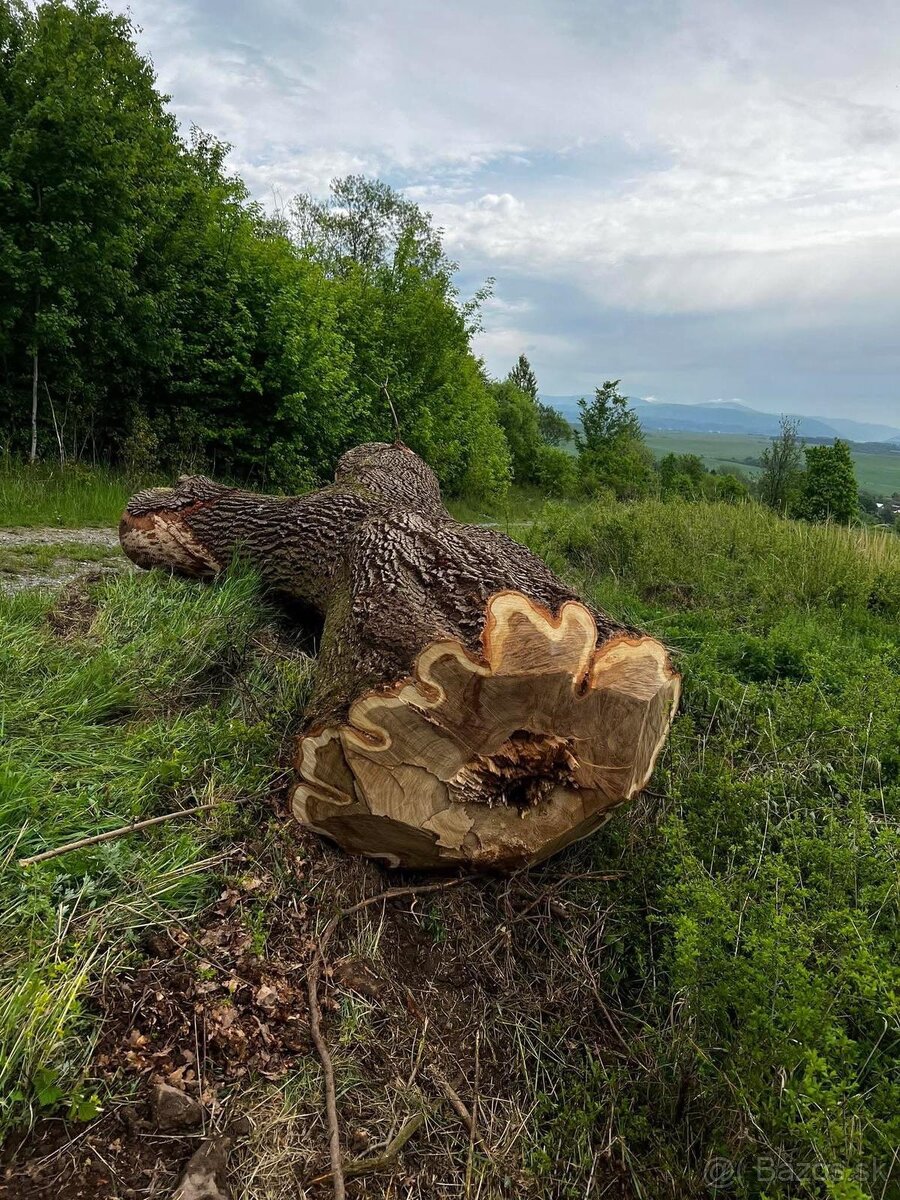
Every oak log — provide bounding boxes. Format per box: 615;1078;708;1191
120;442;680;869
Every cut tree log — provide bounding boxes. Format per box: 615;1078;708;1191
120;442;680;870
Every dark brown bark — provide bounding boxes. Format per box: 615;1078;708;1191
121;442;680;869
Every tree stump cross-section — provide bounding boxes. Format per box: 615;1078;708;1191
120;442;680;870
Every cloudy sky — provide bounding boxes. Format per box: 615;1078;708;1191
117;0;900;421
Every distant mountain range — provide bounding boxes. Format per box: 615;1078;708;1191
541;396;900;444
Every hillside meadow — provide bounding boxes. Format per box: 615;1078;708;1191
642;431;900;496
3;4;898;1194
1;482;898;1199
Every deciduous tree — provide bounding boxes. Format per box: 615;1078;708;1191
537;402;573;447
758;417;804;514
492;379;543;485
576;380;653;499
0;2;510;499
799;440;859;524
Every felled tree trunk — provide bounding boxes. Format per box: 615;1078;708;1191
121;442;680;870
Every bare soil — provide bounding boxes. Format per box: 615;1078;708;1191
0;527;120;549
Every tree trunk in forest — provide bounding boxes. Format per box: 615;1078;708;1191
120;442;681;870
30;347;38;464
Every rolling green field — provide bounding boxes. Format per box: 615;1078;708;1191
643;430;900;495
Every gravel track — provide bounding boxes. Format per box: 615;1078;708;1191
0;525;129;592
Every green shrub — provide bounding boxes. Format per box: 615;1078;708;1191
534;443;577;497
521;499;900;1198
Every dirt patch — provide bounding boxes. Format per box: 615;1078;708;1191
0;526;130;593
1;819;642;1199
46;575;104;636
1;1106;205;1199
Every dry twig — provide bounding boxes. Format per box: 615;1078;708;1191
18;803;218;867
305;1108;429;1187
477;869;624;956
429;1071;474;1136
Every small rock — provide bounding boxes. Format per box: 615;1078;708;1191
350;1127;371;1153
153;1082;203;1132
171;1136;231;1200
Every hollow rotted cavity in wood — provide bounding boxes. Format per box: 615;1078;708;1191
449;731;580;808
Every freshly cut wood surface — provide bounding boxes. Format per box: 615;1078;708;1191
121;442;680;869
295;590;679;868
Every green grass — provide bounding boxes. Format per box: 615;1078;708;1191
643;430;900;496
3;441;898;533
0;568;314;1130
0;542;122;576
528;496;900;618
1;492;898;1197
0;461;140;527
518;500;900;1198
447;484;547;528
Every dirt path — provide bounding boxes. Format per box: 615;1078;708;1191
0;526;119;549
0;525;130;592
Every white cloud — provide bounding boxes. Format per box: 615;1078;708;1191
475;326;579;365
481;294;534;316
112;0;900;420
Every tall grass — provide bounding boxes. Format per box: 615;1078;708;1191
0;460;143;527
528;497;900;620
0;461;550;532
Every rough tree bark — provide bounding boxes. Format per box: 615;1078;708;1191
120;442;680;870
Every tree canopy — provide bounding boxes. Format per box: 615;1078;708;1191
536;401;573;447
758;417;804;514
491;358;576;495
799;440;859;524
0;0;508;495
507;353;538;400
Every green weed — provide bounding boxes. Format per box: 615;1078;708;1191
520;501;900;1199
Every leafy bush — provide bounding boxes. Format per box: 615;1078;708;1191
534;443;577;497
